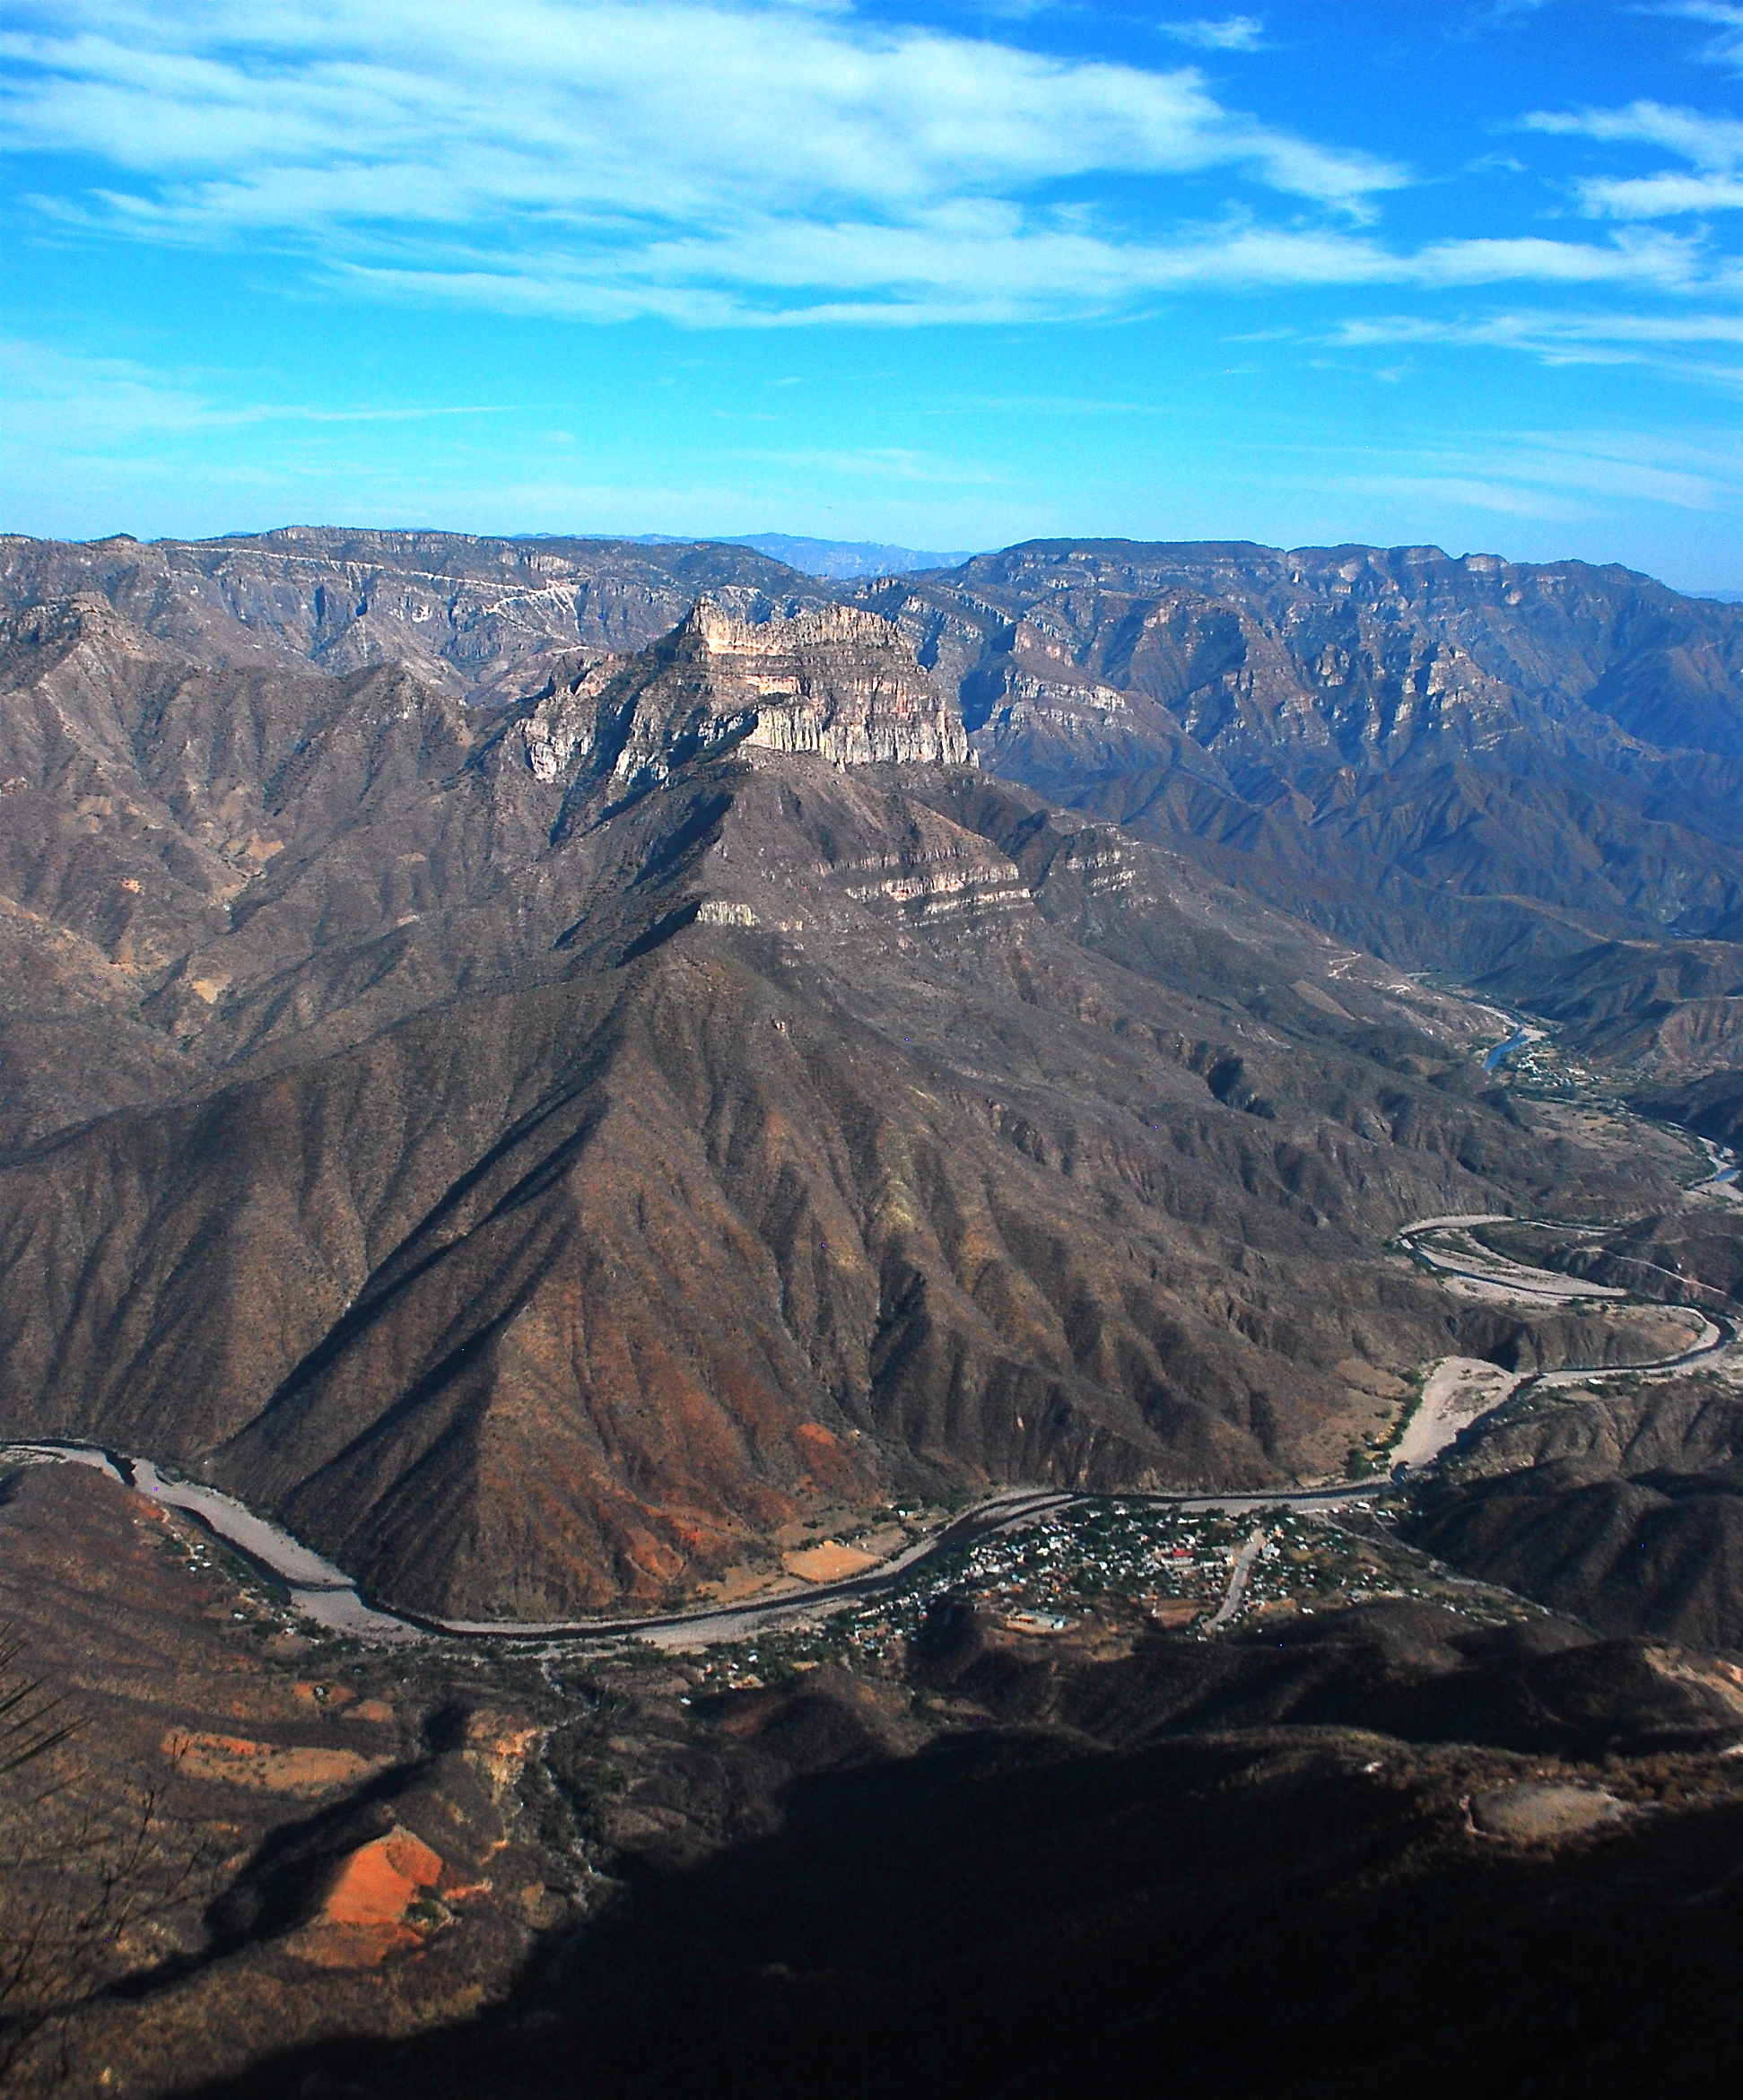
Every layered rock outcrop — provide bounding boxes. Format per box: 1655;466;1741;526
519;598;969;800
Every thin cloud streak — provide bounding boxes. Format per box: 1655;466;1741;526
326;221;1719;330
1660;2;1743;74
1319;307;1743;391
3;1;1723;326
1338;423;1743;525
1527;99;1743;167
0;340;510;441
1155;15;1268;51
0;4;1400;204
1527;100;1743;215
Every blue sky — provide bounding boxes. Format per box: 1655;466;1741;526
3;2;1742;586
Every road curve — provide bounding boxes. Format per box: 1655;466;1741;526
0;1442;1386;1650
4;1207;1730;1650
1397;1215;1627;1303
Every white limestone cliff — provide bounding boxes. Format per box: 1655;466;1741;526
520;598;972;794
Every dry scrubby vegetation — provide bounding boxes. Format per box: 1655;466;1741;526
0;1628;213;2096
0;533;1738;2090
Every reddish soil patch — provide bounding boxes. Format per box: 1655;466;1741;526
286;1827;446;1969
164;1729;382;1793
782;1540;880;1582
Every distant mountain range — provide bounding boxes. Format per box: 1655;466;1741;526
0;524;1736;1616
851;539;1743;1074
5;523;1736;1085
624;530;976;578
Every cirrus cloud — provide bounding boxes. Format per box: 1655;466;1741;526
1527;100;1743;215
1155;14;1268;51
0;2;1735;328
1;2;1397;248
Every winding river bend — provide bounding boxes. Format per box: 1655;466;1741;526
0;1451;1394;1650
1482;1024;1545;1073
4;1145;1736;1650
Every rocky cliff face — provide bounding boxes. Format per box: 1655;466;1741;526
519;598;970;803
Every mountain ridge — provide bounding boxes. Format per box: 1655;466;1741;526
0;585;1686;1616
847;536;1743;1075
0;534;1737;1616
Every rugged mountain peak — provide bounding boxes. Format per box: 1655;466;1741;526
519;597;972;796
0;590;172;669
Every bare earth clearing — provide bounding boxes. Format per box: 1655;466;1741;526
1392;1358;1529;1472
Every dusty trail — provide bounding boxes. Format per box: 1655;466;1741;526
1207;1529;1268;1632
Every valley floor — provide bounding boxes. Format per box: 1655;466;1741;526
4;1002;1741;2095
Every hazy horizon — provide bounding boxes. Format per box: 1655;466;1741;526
4;3;1742;590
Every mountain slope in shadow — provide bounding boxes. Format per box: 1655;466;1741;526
0;594;1681;1616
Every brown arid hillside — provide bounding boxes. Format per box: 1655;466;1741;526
0;581;1689;1618
1407;1374;1743;1649
4;1456;1743;2100
1638;1065;1743;1154
0;1460;575;2096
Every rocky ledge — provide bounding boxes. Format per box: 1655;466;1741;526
519;597;971;795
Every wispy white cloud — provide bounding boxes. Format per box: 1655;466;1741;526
1331;307;1743;348
1338;424;1743;523
1319;304;1743;390
1659;2;1743;73
0;338;510;443
1155;14;1267;51
312;217;1718;335
1343;474;1592;523
0;0;1401;308
1528;100;1743;165
1436;0;1554;47
5;14;1391;218
0;0;1707;327
1579;171;1743;215
2;4;1738;330
1527;100;1743;214
1403;229;1707;285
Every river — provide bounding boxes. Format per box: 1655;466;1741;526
4;1096;1736;1647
